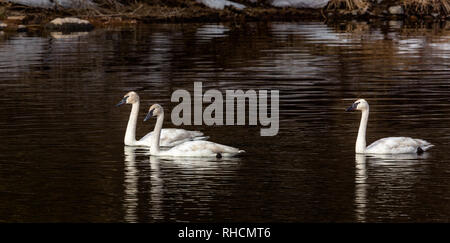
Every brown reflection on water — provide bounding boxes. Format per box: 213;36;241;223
1;21;450;222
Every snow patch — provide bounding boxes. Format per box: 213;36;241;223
196;0;246;10
49;17;91;26
270;0;330;9
7;0;94;9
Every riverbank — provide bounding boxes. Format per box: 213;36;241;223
0;0;449;32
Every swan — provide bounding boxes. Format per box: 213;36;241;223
346;99;433;154
143;104;245;157
116;91;207;147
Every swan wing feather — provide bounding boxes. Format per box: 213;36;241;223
158;140;244;157
138;128;205;147
366;137;433;154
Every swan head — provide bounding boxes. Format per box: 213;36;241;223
116;91;139;106
144;104;163;121
346;99;369;112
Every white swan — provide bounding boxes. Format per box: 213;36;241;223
143;104;245;157
346;99;433;154
117;91;207;147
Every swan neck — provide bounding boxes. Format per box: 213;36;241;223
125;102;139;145
356;108;369;153
150;112;164;155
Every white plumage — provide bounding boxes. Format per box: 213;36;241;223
155;140;244;157
365;137;433;154
117;91;207;147
144;104;245;158
346;99;433;154
138;129;205;147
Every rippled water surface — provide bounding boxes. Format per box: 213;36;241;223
1;21;450;222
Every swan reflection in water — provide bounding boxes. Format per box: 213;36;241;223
355;154;368;222
123;146;241;222
123;146;155;222
354;153;430;222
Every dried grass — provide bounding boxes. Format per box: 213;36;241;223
327;0;370;11
402;0;450;14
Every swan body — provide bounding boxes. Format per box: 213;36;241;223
144;104;245;157
138;129;205;147
346;99;433;154
365;137;433;154
117;91;207;147
151;140;244;157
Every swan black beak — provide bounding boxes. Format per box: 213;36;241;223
144;109;154;122
116;96;129;107
346;102;358;112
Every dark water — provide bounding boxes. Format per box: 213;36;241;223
1;21;450;222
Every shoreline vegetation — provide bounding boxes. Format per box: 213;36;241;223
0;0;450;32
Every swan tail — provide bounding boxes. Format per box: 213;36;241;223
192;136;209;141
415;138;433;153
421;144;434;152
191;131;205;137
224;149;245;157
